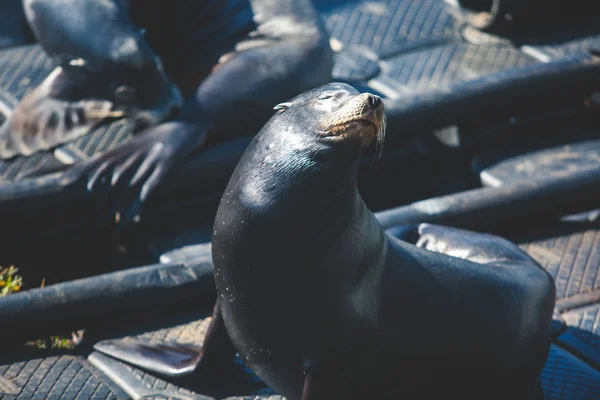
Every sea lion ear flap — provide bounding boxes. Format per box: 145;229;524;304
273;102;292;113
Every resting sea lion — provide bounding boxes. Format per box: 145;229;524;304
208;82;555;399
1;0;333;223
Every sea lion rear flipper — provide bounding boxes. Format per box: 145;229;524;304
402;223;537;265
0;68;116;159
93;300;236;380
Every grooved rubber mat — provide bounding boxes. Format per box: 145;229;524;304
563;304;600;338
4;315;600;399
0;45;135;181
380;42;535;91
317;0;600;92
539;345;600;400
317;0;457;56
0;355;128;399
517;221;600;300
559;304;600;369
0;46;52;101
84;316;600;400
125;313;211;349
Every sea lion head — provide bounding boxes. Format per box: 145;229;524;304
58;35;183;131
226;83;385;214
268;82;385;162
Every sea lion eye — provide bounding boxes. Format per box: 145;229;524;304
273;102;292;113
318;94;333;100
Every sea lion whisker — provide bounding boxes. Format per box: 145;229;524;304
375;112;386;163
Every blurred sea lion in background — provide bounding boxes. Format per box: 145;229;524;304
1;0;333;224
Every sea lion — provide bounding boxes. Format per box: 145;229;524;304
208;82;555;399
0;0;183;158
2;0;333;224
94;83;555;399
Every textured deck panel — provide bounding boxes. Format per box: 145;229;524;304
517;223;600;300
126;314;211;348
0;355;128;400
331;47;382;82
539;345;600;400
563;304;600;337
319;0;539;91
557;304;600;370
4;344;600;399
380;42;535;91
317;0;458;57
86;314;600;400
0;45;52;102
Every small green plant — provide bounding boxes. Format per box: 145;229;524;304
0;266;83;350
25;332;83;351
0;266;23;297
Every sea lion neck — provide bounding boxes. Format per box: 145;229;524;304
231;117;362;235
213;82;385;281
212;115;366;273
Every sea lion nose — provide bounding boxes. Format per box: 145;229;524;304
368;95;381;109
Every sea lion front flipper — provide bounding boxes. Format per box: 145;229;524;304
92;338;202;377
0;67;116;159
93;300;236;380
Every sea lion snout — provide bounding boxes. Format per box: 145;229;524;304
320;91;386;148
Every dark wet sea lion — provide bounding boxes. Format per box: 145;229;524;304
5;0;333;225
93;83;555;399
208;82;555;399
